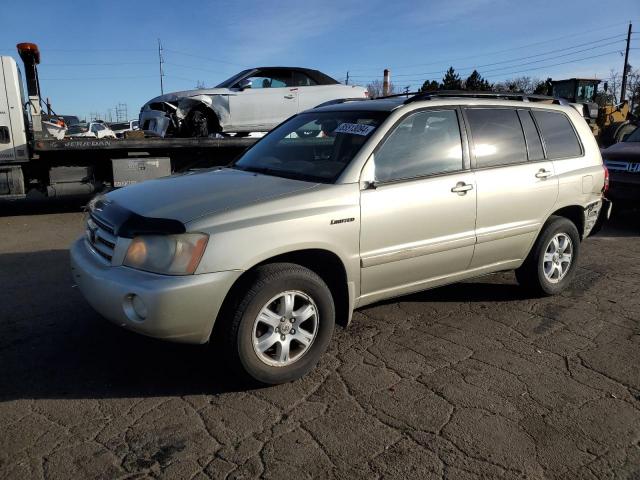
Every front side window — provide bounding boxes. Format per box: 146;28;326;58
374;109;463;182
234;111;387;183
532;110;582;159
466;108;527;168
245;69;292;89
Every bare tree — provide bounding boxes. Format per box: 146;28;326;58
606;69;621;102
366;79;397;98
493;76;541;94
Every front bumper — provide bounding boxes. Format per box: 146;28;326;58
139;110;172;137
70;238;242;344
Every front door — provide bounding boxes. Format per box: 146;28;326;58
359;108;477;303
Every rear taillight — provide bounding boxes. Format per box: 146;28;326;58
603;165;609;194
364;91;369;98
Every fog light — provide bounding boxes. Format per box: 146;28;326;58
124;293;148;322
131;294;148;319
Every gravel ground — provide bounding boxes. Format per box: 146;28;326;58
0;201;639;480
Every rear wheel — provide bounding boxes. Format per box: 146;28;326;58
221;263;335;385
516;216;581;296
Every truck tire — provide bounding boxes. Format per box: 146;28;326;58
220;263;335;385
515;216;581;296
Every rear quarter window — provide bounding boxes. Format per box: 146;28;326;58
532;110;582;159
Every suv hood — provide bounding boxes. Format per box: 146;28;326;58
103;168;318;225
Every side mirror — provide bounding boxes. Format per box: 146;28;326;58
237;78;252;90
622;133;631;142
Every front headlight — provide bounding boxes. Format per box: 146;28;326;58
123;233;209;275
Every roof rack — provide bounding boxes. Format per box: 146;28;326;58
401;90;570;105
314;97;369;108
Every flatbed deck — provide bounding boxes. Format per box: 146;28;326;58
33;136;259;152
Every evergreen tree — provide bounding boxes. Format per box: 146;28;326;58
464;70;491;91
420;80;440;92
441;67;462;90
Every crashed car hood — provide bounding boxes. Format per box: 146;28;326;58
102;168;318;225
601;142;640;163
144;88;232;105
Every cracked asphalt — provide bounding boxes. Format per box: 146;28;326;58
1;201;639;480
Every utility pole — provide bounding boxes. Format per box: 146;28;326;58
345;71;349;85
158;38;165;95
620;22;632;103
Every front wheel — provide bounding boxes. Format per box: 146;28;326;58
516;216;581;296
183;108;219;137
221;263;335;385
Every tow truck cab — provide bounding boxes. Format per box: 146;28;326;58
0;55;30;197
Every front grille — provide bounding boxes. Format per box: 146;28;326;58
86;214;117;262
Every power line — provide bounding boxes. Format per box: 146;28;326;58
39;75;157;81
349;34;628;79
163;49;248;68
346;20;637;73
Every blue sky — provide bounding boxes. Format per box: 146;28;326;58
1;0;638;121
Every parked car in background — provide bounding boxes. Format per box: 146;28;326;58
602;125;640;206
66;121;116;139
139;67;368;137
72;93;609;385
109;120;139;138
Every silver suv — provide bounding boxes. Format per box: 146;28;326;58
70;92;610;384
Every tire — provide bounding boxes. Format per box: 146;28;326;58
221;263;335;385
516;216;581;296
184;108;218;137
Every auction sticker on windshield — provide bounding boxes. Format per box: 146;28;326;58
334;123;376;136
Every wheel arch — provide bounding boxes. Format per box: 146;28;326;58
548;205;585;239
211;248;353;343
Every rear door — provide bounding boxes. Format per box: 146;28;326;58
465;107;558;269
359;108;477;303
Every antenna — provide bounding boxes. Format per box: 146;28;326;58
158;38;165;95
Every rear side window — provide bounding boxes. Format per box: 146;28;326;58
532;110;582;158
465;108;527;168
517;110;544;161
374;109;463;182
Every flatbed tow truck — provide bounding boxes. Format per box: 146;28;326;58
0;43;257;201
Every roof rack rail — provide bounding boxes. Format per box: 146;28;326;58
402;90;570;105
314;97;369;108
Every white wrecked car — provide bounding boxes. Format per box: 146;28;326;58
139;67;368;137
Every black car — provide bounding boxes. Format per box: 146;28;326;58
602;126;640;205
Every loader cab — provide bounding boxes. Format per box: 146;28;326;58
0;56;29;164
551;78;600;103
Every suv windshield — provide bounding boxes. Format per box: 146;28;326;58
624;127;640;142
234;111;388;183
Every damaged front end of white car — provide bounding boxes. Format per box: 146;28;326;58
139;91;231;138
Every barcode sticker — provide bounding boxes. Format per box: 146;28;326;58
334;123;375;136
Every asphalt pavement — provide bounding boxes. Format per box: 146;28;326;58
0;200;638;479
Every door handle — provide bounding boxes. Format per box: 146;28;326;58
284;94;295;99
451;182;473;195
535;169;552;179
